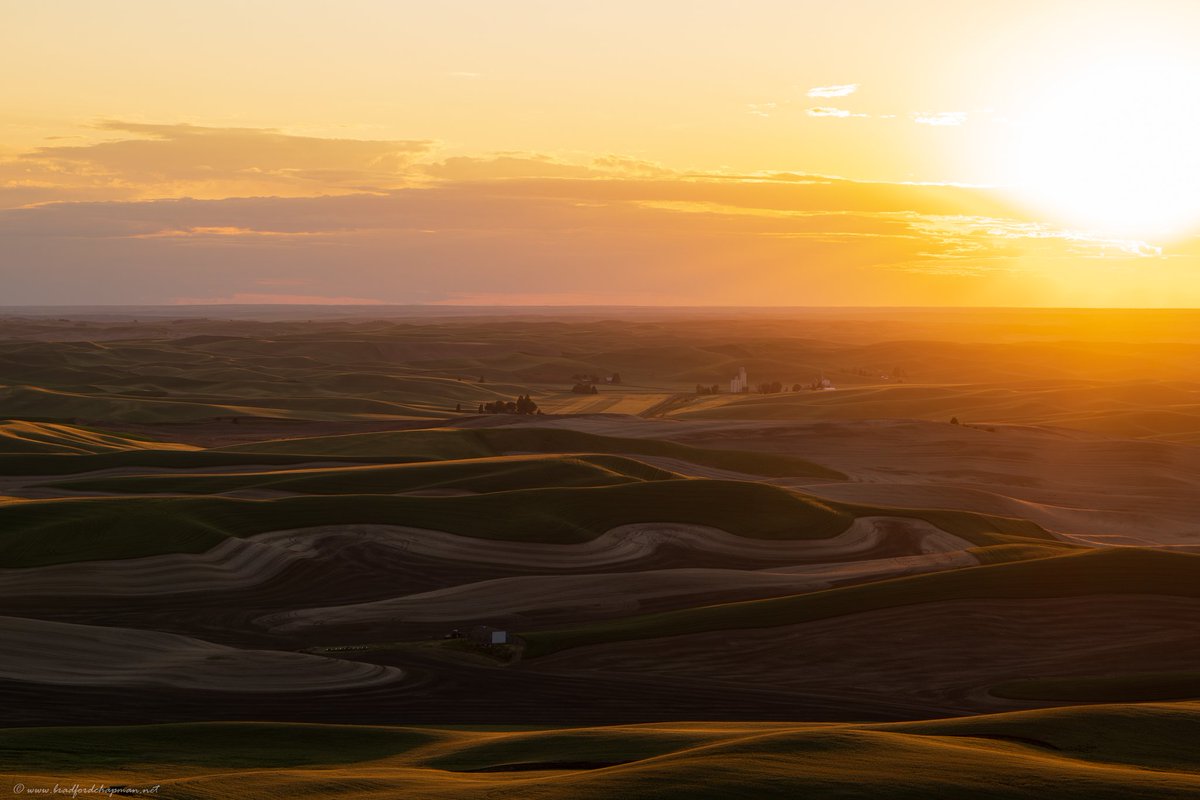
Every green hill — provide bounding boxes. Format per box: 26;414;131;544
3;703;1199;798
0;479;1050;568
521;547;1200;657
225;426;846;479
0;419;195;455
41;453;681;495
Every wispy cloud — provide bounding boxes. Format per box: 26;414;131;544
807;84;859;98
973;218;1162;258
0;124;679;208
894;214;1163;275
0;121;434;205
913;111;967;126
747;102;777;118
807;107;867;119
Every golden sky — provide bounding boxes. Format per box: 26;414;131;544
2;0;1199;306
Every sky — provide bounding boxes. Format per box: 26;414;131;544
2;0;1199;306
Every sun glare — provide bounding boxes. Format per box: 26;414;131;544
1006;51;1200;239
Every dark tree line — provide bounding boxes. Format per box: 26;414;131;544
477;394;540;414
572;372;621;385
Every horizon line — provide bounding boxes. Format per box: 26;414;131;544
4;303;1200;311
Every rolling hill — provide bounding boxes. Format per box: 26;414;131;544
3;309;1199;796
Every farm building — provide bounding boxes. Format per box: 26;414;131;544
729;366;748;393
467;626;509;645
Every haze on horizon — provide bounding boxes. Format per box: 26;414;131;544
3;0;1200;307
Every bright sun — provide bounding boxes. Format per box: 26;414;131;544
1006;50;1200;239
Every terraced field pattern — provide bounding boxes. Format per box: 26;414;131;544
3;308;1199;797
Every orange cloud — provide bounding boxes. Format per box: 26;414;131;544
0;170;1176;307
1;121;433;205
0;121;1180;307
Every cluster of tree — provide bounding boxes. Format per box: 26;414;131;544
477;395;540;414
750;380;838;393
694;379;847;395
571;372;621;385
571;383;600;394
